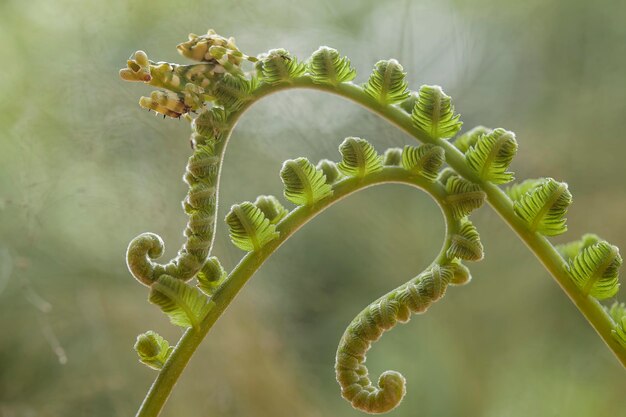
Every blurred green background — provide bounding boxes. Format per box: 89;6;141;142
1;0;625;416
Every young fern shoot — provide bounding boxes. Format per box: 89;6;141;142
119;30;625;417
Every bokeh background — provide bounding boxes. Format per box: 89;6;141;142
1;0;625;416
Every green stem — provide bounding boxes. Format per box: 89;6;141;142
136;77;625;417
136;169;451;417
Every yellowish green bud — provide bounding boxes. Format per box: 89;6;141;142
119;50;152;82
134;331;173;370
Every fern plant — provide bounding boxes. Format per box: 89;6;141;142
119;30;625;416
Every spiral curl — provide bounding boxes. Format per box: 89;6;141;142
335;264;455;414
126;107;227;286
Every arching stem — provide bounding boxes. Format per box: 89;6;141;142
136;77;626;417
136;169;453;417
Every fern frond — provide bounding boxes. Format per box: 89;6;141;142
212;73;255;110
149;275;213;329
254;195;289;224
362;59;410;105
505;178;544;201
411;85;462;139
197;256;227;295
465;128;518;184
256;49;306;85
401;144;445;181
335;264;454;414
556;233;601;262
225;202;279;251
281;158;333;205
444;175;486;219
307;46;356;85
513;178;572;236
337;137;383;178
453;126;492;153
568;241;621;299
316;159;342;184
134;331;173;370
447;220;484;261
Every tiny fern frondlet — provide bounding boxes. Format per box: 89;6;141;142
119;29;624;417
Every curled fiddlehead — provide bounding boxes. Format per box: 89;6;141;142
335;265;456;414
123;32;255;288
197;256;227;296
134;331;173;371
326;138;483;414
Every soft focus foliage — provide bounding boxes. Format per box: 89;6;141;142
0;0;625;416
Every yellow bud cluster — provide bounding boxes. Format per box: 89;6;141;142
177;29;242;64
119;50;152;82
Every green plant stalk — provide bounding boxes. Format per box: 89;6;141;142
136;77;625;417
136;168;453;417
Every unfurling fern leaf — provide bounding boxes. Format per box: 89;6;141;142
197;256;227;295
454;126;492;153
149;275;213;329
465;128;518;184
505;178;544;202
382;148;403;166
411;85;462;139
317;159;342;184
568;241;622;299
225;202;279;251
134;331;173;370
513;178;572;236
444;175;486;219
363;59;410;105
556;233;601;262
447;220;484;261
281;158;333;206
254;195;289;224
401;144;445;181
126;232;166;286
307;46;356;85
256;49;306;85
337;137;383;178
335;264;454;414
